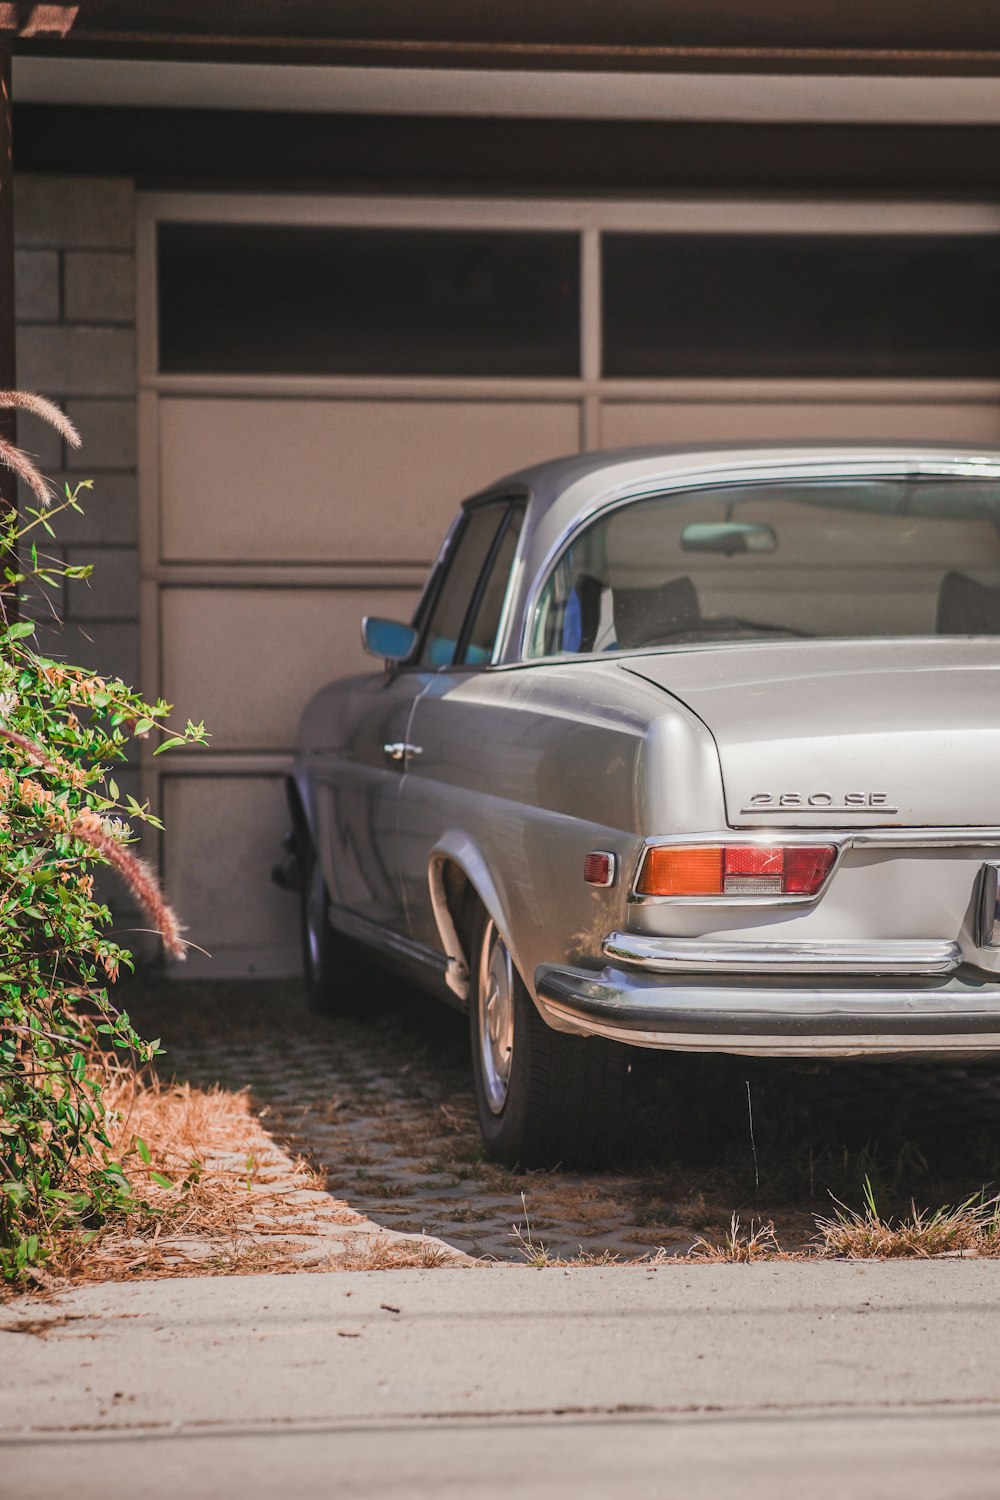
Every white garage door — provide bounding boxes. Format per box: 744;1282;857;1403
137;194;1000;974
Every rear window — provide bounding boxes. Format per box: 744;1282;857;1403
528;477;1000;657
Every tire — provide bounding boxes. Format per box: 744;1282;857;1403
468;902;630;1168
299;839;365;1016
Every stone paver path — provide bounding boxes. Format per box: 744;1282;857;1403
126;977;1000;1263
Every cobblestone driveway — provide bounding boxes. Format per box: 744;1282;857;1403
127;977;1000;1263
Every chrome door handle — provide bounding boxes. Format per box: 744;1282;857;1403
383;742;423;765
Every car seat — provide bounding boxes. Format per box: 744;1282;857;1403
936;571;1000;635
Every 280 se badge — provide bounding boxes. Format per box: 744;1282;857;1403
742;792;897;813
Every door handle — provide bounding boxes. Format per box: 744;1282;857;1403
383;742;423;765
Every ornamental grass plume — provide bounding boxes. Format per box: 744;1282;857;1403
0;391;207;1282
70;808;185;961
0;389;81;507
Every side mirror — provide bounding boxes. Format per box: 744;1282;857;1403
361;615;418;663
681;521;777;556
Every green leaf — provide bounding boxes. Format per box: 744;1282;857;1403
149;1171;175;1191
135;1136;151;1165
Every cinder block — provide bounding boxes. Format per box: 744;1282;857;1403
14;175;134;250
13;403;65;474
14;249;59;320
65;399;136;471
17;325;135;397
20;470;138;545
64;251;135;323
65;545;138;622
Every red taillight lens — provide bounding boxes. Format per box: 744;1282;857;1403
637;844;835;898
783;845;837;895
723;845;784;895
583;851;616;886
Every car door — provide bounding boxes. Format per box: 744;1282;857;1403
319;498;515;942
398;501;525;951
313;666;426;936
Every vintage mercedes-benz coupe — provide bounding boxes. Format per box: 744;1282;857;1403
279;444;1000;1165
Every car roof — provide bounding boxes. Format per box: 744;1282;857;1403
475;440;1000;521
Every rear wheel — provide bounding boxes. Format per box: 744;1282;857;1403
469;904;630;1167
299;840;365;1016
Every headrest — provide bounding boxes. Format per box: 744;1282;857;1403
937;571;1000;635
613;575;700;649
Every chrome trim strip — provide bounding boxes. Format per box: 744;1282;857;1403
328;904;449;977
602;932;962;976
535;964;1000;1058
849;827;1000;848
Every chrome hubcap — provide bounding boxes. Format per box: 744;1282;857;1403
478;919;514;1114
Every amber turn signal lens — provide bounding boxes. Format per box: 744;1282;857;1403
637;846;724;896
636;844;836;897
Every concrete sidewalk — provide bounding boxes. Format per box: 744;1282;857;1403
4;1262;1000;1498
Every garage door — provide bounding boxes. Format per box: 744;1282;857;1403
137;195;1000;974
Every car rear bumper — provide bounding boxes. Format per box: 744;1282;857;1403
534;963;1000;1058
601;931;963;976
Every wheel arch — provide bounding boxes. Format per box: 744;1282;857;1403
428;832;522;1007
284;768;318;851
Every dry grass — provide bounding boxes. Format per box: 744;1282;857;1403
814;1178;1000;1260
689;1214;788;1264
334;1234;458;1271
41;1062;369;1286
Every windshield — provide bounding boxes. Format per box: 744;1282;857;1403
527;476;1000;657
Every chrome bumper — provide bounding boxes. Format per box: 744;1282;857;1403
602;932;962;976
534;964;1000;1058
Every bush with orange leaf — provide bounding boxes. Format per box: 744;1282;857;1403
0;391;206;1281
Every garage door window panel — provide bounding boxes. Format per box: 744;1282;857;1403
158;224;580;377
602;233;1000;378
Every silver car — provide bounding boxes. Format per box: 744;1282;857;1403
280;444;1000;1165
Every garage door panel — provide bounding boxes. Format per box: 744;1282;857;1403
600;402;1000;448
160;398;580;563
162;586;420;751
163;775;298;976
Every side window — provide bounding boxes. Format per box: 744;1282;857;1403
459;507;525;665
419;503;508;668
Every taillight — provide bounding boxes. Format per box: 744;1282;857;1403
636;844;836;898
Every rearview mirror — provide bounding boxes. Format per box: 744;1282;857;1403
680;521;777;556
361;616;418;663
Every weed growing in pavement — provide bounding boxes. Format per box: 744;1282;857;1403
689;1213;786;1263
511;1191;553;1267
814;1176;1000;1259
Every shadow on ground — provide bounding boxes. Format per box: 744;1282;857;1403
122;973;1000;1261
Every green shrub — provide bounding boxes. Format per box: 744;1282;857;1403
0;391;205;1281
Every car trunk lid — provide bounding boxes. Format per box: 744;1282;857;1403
622;639;1000;828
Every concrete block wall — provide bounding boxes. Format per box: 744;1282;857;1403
13;175;146;945
14;175;139;682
